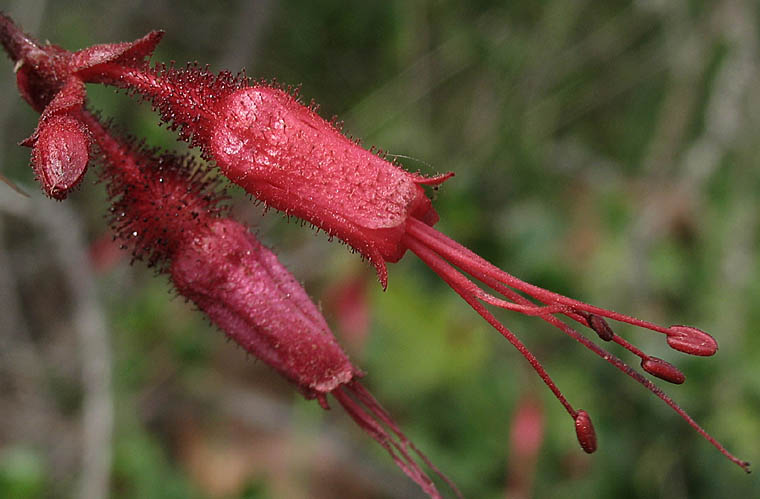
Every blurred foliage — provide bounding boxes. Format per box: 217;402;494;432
1;0;760;498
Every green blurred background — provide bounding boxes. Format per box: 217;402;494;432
1;1;759;497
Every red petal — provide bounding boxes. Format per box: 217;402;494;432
70;30;163;71
42;77;86;117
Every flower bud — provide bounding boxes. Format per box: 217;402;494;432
30;113;90;199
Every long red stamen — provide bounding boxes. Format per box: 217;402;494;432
404;235;578;420
406;218;718;355
333;381;462;499
403;218;750;472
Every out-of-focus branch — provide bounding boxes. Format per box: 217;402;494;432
0;1;113;495
629;0;759;308
206;379;428;499
37;200;113;499
0;186;114;499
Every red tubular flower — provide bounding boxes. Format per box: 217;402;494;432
78;110;459;498
74;31;750;471
0;13;749;477
1;17;459;495
26;110;90;199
